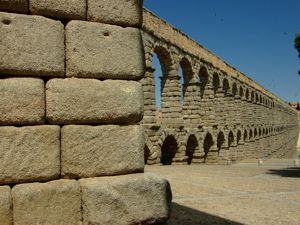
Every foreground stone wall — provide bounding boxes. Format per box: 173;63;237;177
0;1;171;224
141;9;299;165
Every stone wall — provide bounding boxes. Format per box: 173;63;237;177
141;9;299;165
0;1;171;224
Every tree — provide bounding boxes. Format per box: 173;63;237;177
296;102;300;111
295;33;300;74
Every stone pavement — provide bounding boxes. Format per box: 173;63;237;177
146;150;300;225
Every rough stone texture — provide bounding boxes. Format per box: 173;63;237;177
0;186;12;225
80;173;172;225
0;0;28;13
12;180;82;225
87;0;143;27
66;21;144;80
0;12;65;77
0;126;60;185
46;78;144;124
0;78;45;125
61;125;144;178
30;0;86;20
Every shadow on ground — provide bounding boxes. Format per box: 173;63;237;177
167;202;244;225
267;167;300;178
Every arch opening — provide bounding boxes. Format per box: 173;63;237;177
153;46;172;111
217;131;225;153
161;136;178;165
228;131;235;147
203;133;214;161
213;73;220;94
198;67;209;98
186;135;198;165
237;130;242;144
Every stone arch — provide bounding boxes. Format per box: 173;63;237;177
216;131;226;153
152;44;173;76
244;129;248;142
250;90;255;102
228;130;235;147
203;132;214;162
245;88;250;100
150;44;173;109
223;78;230;95
160;135;178;165
249;129;253;141
239;86;244;98
185;135;199;165
259;128;262;137
198;66;210;97
212;72;221;94
260;95;263;104
255;92;259;103
237;130;242;144
232;82;238;96
179;56;193;99
254;128;258;138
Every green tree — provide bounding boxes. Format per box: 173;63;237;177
295;33;300;74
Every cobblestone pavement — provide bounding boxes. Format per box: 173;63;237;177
146;150;300;225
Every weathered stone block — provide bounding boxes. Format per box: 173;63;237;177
87;0;143;27
61;125;144;178
46;78;143;124
0;186;12;225
0;78;45;125
0;126;60;184
30;0;86;20
66;21;144;80
80;173;172;225
0;0;28;13
0;12;65;77
12;180;82;225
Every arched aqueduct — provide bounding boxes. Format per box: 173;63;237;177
141;9;299;165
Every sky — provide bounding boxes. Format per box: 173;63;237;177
144;0;300;104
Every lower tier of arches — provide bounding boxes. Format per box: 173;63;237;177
144;125;299;165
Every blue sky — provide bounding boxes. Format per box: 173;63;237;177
144;0;300;104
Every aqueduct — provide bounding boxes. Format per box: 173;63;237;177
0;1;299;224
141;9;299;165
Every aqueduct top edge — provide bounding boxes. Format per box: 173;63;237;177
142;8;295;110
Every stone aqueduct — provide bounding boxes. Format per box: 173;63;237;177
141;9;299;165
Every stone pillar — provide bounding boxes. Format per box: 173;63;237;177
0;1;171;224
200;83;216;127
141;67;156;125
182;78;202;128
215;87;225;126
161;73;183;128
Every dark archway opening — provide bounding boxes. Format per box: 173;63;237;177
198;67;209;98
228;131;234;147
217;132;225;153
244;130;248;142
161;136;178;165
186;135;198;165
237;130;242;144
203;133;214;162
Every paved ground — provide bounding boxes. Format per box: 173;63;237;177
146;150;300;225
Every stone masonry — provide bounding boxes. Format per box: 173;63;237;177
0;1;171;225
141;9;299;165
